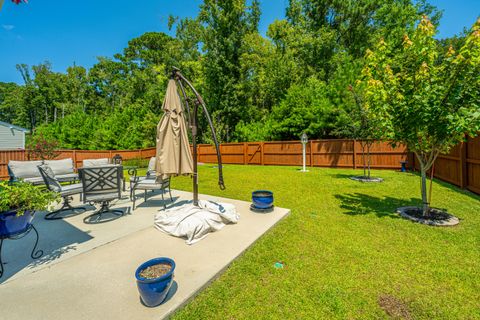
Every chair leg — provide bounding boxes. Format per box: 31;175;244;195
169;188;173;201
133;189;136;211
144;190;147;202
83;201;123;224
45;196;87;220
161;191;166;209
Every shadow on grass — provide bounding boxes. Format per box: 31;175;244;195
335;193;421;218
328;172;385;180
328;173;357;179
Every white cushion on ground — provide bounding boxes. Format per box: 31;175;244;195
154;200;239;245
83;158;109;167
8;160;44;179
45;158;74;175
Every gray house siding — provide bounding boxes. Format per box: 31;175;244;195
0;125;26;150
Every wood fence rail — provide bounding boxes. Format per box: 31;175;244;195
1;137;479;196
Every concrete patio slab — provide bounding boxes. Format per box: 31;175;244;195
0;189;290;319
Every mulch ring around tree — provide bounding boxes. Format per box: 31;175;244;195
396;206;460;226
139;263;172;279
350;176;384;183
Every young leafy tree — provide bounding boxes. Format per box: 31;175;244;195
27;133;60;160
335;84;386;179
363;17;480;216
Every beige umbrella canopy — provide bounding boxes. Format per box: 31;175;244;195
155;79;193;179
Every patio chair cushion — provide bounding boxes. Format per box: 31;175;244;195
60;183;83;196
56;173;79;182
84;192;121;202
134;178;165;190
45;158;75;175
38;164;62;192
83;158;110;167
8;160;44;180
22;177;45;185
147;157;156;172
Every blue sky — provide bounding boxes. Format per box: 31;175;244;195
0;0;478;84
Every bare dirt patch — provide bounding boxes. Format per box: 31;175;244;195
378;294;412;320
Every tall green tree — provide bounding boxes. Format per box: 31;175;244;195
197;0;261;141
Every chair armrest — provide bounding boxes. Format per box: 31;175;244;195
128;168;139;182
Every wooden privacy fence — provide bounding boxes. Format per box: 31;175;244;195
413;135;480;195
198;140;407;169
1;138;479;196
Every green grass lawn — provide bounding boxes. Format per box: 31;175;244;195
162;165;480;319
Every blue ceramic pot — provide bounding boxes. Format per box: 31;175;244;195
135;257;175;307
252;190;274;209
0;210;34;238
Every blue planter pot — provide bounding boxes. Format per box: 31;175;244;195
0;210;34;238
135;257;175;307
252;190;274;209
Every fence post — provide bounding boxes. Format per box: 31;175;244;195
73;150;77;169
243;143;247;165
261;142;265;166
310;140;313;167
460;141;467;189
353;139;357;169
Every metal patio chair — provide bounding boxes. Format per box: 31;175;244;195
38;165;86;220
78;166;124;224
130;175;172;210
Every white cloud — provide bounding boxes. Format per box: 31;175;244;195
2;24;15;31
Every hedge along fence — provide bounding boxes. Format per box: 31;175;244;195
1;138;479;196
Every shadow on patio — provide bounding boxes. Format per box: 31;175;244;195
335;193;421;218
0;209;94;284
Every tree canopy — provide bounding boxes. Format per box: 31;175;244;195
1;0;470;151
363;16;480;215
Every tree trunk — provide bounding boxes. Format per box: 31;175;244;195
367;142;371;179
361;142;366;177
419;162;430;217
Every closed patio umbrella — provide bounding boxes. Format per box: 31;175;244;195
155;79;193;178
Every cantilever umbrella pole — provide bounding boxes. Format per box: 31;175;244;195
173;69;225;206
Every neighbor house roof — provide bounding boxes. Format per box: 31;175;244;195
0;121;30;133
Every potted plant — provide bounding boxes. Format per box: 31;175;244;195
0;181;58;237
135;257;176;307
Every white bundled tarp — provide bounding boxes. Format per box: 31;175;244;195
154;200;239;245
